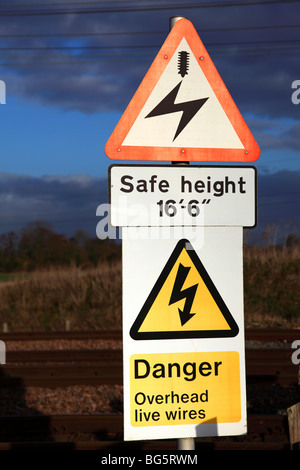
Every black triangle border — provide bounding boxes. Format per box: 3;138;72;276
130;239;239;340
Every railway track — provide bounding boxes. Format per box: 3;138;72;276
0;328;298;450
2;346;296;364
1;327;299;387
0;348;298;387
1;326;299;342
0;414;292;450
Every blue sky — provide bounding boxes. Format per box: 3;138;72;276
0;0;300;243
1;95;117;177
2;96;300;178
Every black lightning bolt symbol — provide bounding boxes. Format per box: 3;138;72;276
169;263;198;326
145;80;209;141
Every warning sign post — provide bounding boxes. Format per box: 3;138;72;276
121;228;247;441
108;159;256;441
104;16;260;444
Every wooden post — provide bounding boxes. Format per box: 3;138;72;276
288;402;300;450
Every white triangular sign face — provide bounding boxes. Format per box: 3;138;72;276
123;38;244;150
105;18;260;163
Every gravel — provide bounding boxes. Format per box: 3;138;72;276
0;385;123;416
0;337;298;418
5;338;123;351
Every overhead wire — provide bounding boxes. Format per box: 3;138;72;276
0;13;298;65
1;37;300;50
0;0;299;16
0;22;299;39
0;36;300;65
0;5;298;62
0;47;299;66
0;2;298;229
0;2;298;61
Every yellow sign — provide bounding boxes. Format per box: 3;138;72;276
130;351;241;427
130;239;239;340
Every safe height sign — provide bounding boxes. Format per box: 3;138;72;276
109;165;257;228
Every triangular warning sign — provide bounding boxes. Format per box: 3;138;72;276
130;239;239;340
105;18;260;163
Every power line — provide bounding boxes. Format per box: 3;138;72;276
1;47;300;66
258;199;300;206
0;0;151;6
0;30;165;39
1;38;300;51
0;0;299;16
1;42;300;66
0;23;300;39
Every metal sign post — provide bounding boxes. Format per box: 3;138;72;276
109;165;256;443
105;15;260;451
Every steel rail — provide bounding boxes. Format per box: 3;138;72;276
1;328;299;342
0;352;298;387
4;347;295;364
0;330;123;341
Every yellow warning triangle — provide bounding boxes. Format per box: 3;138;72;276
130;239;239;340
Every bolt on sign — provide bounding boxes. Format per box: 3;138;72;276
105;18;260;163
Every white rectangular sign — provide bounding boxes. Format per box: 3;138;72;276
122;227;247;441
109;164;257;228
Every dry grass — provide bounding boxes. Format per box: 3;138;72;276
0;261;122;332
243;244;300;328
0;244;299;332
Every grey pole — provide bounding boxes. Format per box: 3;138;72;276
169;15;186;30
169;15;195;453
